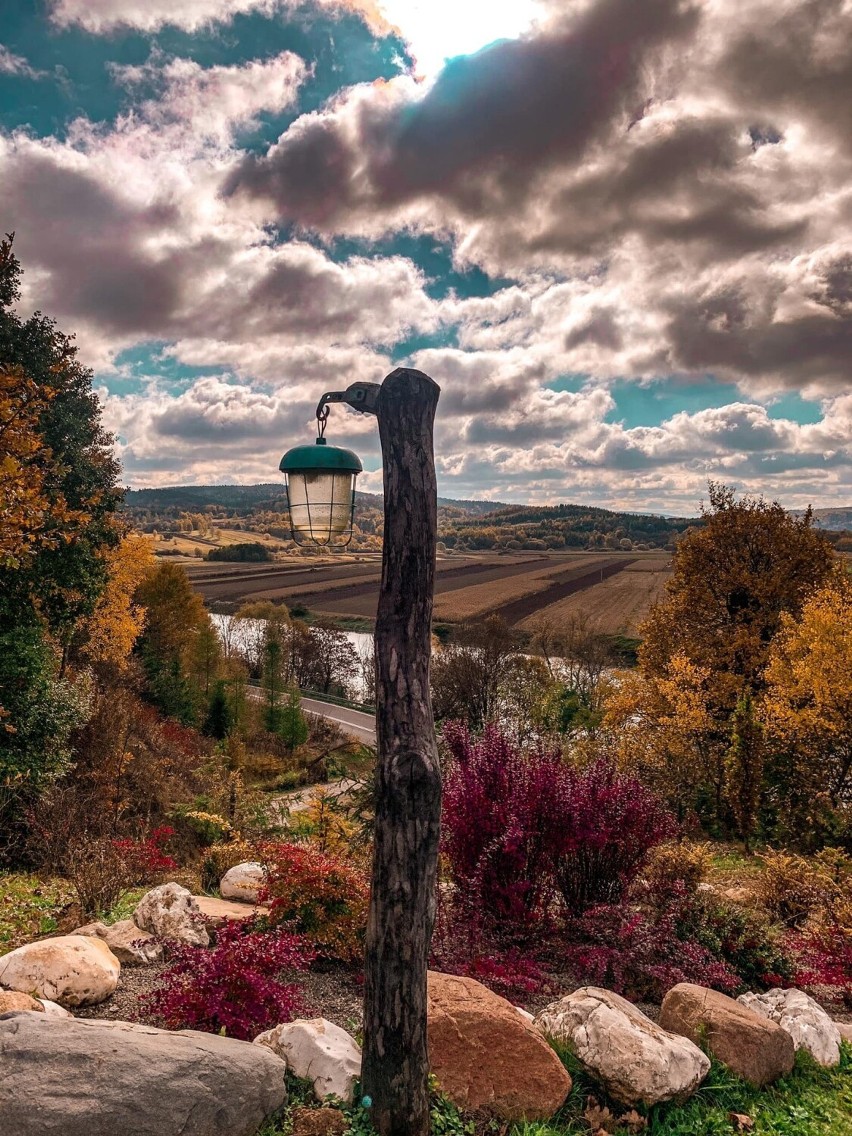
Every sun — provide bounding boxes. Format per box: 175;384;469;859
374;0;545;79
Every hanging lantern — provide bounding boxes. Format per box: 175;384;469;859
279;437;362;545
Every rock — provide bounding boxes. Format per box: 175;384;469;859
74;919;163;965
255;1018;361;1104
37;999;73;1018
836;1022;852;1045
515;1006;536;1024
220;862;265;903
0;992;44;1014
194;895;269;926
0;935;120;1007
660;983;795;1086
738;988;842;1067
722;887;754;905
135;882;210;946
428;971;572;1119
536;986;709;1106
0;1013;287;1136
291;1107;347;1136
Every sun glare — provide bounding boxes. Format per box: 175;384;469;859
376;0;544;78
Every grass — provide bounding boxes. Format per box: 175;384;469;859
0;873;75;950
255;1048;852;1136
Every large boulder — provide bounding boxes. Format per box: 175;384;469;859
0;992;43;1014
255;1018;361;1104
738;988;842;1067
135;883;210;946
0;935;120;1007
220;862;265;903
0;1012;287;1136
74;920;163;965
536;987;709;1106
194;896;269;926
660;983;795;1086
427;972;572;1120
837;1022;852;1045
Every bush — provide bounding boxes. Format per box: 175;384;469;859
550;759;676;912
441;723;566;931
112;826;178;885
142;920;313;1039
755;850;835;928
260;841;368;962
206;543;273;562
66;836;134;919
200;839;256;894
563;902;741;1001
644;840;713;895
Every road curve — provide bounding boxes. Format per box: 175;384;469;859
301;697;376;746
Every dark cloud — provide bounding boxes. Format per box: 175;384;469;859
228;0;701;221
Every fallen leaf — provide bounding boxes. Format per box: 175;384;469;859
584;1097;615;1132
729;1113;755;1132
619;1108;647;1132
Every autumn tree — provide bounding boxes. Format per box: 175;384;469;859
761;568;852;845
623;483;835;831
135;561;216;723
641;483;834;710
74;535;153;671
0;234;123;648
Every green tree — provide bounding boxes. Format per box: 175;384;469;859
277;686;308;753
725;691;765;851
0;235;123;648
204;680;233;740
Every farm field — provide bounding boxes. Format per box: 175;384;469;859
186;550;672;629
518;553;673;634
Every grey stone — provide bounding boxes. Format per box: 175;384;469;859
0;1012;287;1135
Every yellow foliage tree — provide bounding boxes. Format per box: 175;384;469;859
0;363;87;566
605;653;719;821
76;534;154;669
762;568;852;838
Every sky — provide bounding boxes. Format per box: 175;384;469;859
1;0;850;514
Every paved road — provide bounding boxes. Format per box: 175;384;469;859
301;697;376;746
247;685;376;746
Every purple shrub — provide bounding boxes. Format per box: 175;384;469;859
441;722;565;931
550;759;677;912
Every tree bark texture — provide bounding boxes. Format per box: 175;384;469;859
361;368;442;1136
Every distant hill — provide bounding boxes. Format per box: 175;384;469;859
123;484;506;516
808;507;852;532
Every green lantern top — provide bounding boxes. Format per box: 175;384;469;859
279;437;363;475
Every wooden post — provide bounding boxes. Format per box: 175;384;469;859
361;367;442;1136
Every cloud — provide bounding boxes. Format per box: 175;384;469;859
0;46;44;79
47;0;395;35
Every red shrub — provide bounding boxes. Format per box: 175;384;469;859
550;760;677;912
441;722;565;930
260;841;368;962
563;903;741;1001
113;825;178;884
440;723;675;933
141;920;314;1039
787;928;852;1009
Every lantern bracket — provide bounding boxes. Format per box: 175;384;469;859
316;382;380;437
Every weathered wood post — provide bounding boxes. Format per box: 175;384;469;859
361;367;442;1136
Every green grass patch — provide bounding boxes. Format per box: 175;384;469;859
258;1048;852;1136
0;873;75;950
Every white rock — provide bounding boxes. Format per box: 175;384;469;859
74;920;163;965
738;988;842;1067
515;1006;535;1025
0;936;120;1007
220;862;266;903
535;987;710;1106
254;1017;361;1103
135;883;209;947
38;999;74;1018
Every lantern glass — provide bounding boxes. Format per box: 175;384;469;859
286;468;356;545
